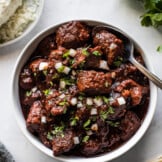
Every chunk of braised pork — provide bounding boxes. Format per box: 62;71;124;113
37;34;56;56
114;79;148;106
77;70;112;95
49;46;66;61
39;128;52;148
45;90;70;116
52;129;75;156
119;111;141;141
56;21;90;48
19;68;35;90
93;30;124;66
80;139;102;156
26;101;44;133
23;87;42;106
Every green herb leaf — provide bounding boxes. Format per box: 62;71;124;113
140;0;162;27
63;50;70;58
92;50;101;56
51;124;65;137
47;132;53;140
100;106;114;121
83;119;91;128
113;57;123;67
26;91;32;97
103;96;109;104
57;66;65;73
82;48;89;56
43;70;47;76
82;135;90;143
157;45;162;53
108;106;114;114
59;100;68;106
70;116;79;126
43;89;51;96
107;121;120;127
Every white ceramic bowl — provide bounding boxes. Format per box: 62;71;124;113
11;20;157;162
0;0;44;48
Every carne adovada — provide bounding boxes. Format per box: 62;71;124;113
19;21;149;157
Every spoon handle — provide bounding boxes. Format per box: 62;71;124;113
130;57;162;89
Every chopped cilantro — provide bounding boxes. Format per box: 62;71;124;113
59;100;68;106
82;48;89;56
92;50;101;56
52;73;59;79
26;91;32;97
47;132;53;140
82;135;90;143
103;96;109;104
43;89;51;96
100;106;114;121
51;124;65;137
70;116;79;126
157;45;162;53
113;57;123;67
43;70;47;76
57;66;65;73
107;121;120;127
83;119;91;128
63;50;70;58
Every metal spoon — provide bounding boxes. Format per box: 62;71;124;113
92;25;162;89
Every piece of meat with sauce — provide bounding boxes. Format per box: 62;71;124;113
45;90;69;116
120;111;141;141
93;30;124;66
36;34;56;56
114;79;149;106
22;87;42;106
19;68;35;90
80;139;102;156
26;101;44;133
56;21;90;48
52;129;75;156
77;70;112;95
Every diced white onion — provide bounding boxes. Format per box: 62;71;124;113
39;62;48;71
99;60;109;70
73;136;80;144
86;130;93;136
109;43;117;50
70;97;78;106
117;96;126;105
93;98;103;106
90;108;98;115
72;70;77;76
77;101;83;108
63;66;71;74
91;123;98;131
31;87;37;93
41;116;46;124
86;97;93;106
69;49;77;57
109;97;115;105
59;80;66;89
59;94;66;99
111;72;116;79
55;62;63;70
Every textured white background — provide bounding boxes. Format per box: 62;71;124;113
0;0;162;162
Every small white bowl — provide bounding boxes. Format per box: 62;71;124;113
0;0;44;48
11;20;158;162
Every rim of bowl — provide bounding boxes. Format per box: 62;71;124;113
0;0;44;48
11;19;158;162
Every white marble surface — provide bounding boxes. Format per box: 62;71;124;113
0;0;162;162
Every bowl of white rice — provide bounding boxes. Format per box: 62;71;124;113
0;0;44;47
